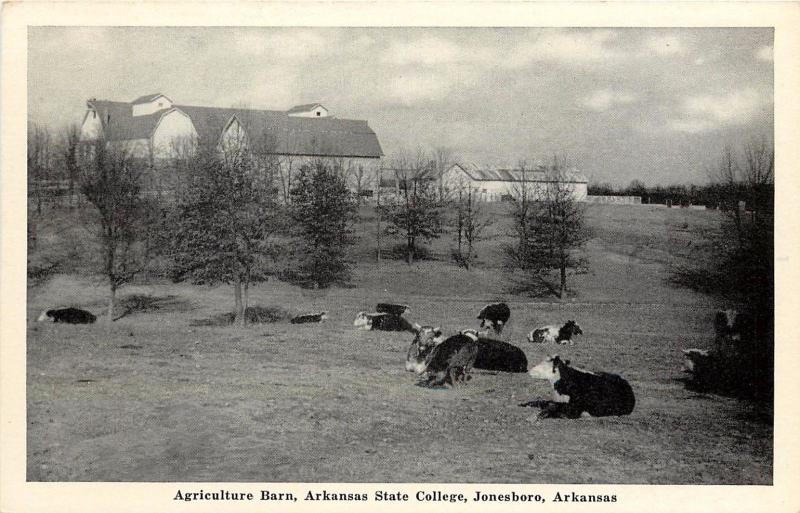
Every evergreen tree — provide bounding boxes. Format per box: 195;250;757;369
289;160;357;288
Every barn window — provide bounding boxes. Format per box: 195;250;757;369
316;111;321;117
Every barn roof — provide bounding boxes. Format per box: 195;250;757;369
86;99;383;158
452;163;587;183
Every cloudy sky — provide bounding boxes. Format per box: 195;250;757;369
28;27;773;186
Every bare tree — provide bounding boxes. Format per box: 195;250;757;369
28;123;53;216
378;150;443;264
61;124;81;208
432;145;453;202
452;185;492;269
80;139;157;324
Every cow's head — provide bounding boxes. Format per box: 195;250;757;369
319;312;329;321
563;320;583;338
353;312;371;329
37;310;54;322
406;324;444;373
529;355;570;382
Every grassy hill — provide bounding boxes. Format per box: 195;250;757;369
25;202;771;483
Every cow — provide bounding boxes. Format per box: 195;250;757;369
527;320;583;345
405;324;445;373
713;309;754;352
528;355;635;418
354;311;413;332
419;332;480;387
376;303;410;316
290;312;328;324
477;303;511;334
36;307;96;324
460;329;528;373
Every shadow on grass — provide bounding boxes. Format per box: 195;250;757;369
190;305;293;327
113;294;193;321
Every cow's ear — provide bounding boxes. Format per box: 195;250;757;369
434;327;442;335
565;359;571;366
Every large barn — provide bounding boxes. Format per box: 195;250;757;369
78;93;384;191
442;162;588;202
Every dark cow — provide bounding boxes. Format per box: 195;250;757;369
376;303;410;316
713;309;754;351
354;311;413;332
528;355;635;418
528;320;583;345
37;307;96;324
420;332;480;386
477;303;511;334
290;312;328;324
460;329;528;373
406;326;527;375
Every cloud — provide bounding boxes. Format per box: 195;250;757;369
504;29;620;67
756;45;773;61
385;71;455;105
382;36;474;65
233;30;330;60
669;88;768;133
644;34;685;56
582;88;637;112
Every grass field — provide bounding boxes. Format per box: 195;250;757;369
26;204;772;483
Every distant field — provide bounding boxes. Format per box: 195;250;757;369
26;203;772;483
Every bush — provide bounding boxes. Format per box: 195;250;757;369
386;243;433;261
191;305;292;327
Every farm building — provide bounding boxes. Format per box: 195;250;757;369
78;93;383;191
442;163;588;202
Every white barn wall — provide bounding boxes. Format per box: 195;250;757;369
79;111;103;141
151;110;198;160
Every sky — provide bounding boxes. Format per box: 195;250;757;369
28;27;773;186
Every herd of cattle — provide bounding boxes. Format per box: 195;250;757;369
36;302;636;419
354;302;634;419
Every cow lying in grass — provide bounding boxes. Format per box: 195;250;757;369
421;332;480;387
354;303;413;332
527;320;583;345
406;325;528;377
477;302;510;334
528;355;635;418
37;307;96;324
290;312;328;324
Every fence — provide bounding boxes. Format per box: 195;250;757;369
584;195;642;205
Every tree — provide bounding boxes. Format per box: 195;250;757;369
378;151;443;264
169;133;281;326
432;145;453;201
80;139;157;324
452;186;491;269
28;123;53;216
289;159;357;288
61;123;81;208
504;157;590;298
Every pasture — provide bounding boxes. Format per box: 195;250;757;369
26;204;772;483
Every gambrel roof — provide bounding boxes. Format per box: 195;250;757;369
85;98;383;158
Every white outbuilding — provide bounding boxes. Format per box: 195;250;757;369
442;163;588;202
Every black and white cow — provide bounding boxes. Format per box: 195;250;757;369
527;320;583;345
37;307;96;324
477;303;511;334
290;312;328;324
419;331;480;387
354;311;413;332
528;355;635;418
405;324;445;373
